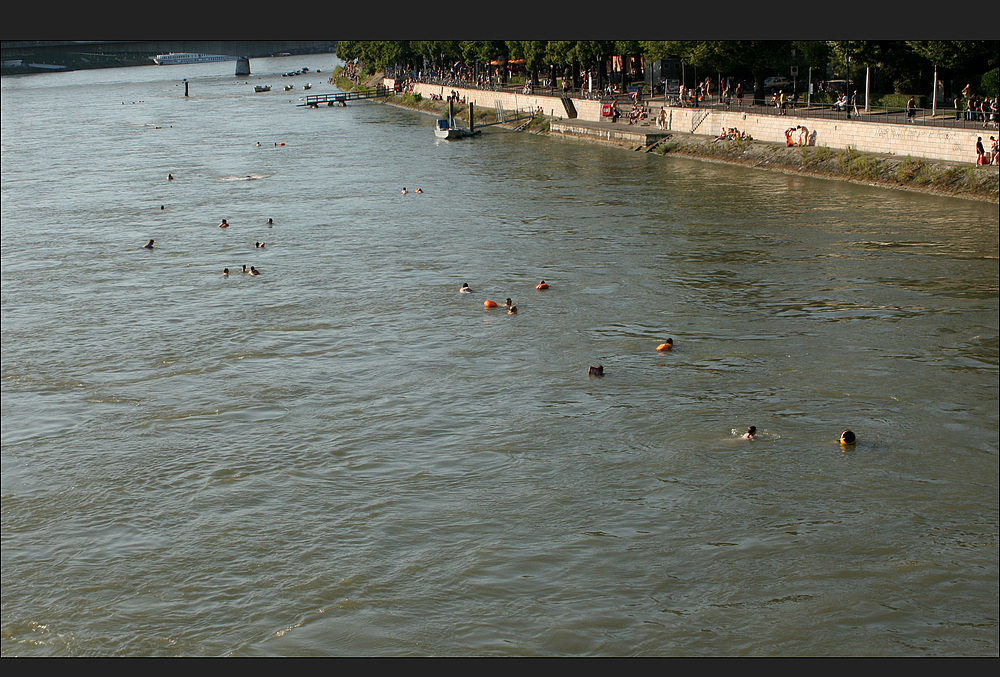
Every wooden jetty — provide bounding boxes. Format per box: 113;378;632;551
298;86;392;107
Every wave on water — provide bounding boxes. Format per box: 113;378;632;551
221;173;273;181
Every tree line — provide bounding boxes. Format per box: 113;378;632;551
335;40;999;99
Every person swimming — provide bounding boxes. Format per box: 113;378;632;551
267;218;274;227
401;187;407;194
219;219;229;228
743;426;757;440
255;241;265;248
223;268;230;277
589;365;604;376
142;239;154;249
460;283;473;293
248;266;261;276
415;188;423;193
507;305;518;314
167;173;174;181
656;338;674;351
840;430;856;445
241;264;248;274
536;280;549;290
502;298;513;308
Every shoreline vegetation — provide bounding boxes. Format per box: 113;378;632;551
336;69;999;204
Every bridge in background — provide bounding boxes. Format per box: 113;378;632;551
1;40;337;74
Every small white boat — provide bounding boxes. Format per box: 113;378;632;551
284;84;293;91
254;85;271;93
434;100;480;139
303;83;312;90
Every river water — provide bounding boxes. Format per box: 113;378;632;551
2;54;998;657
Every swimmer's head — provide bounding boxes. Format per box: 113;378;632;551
747;426;756;436
840;430;856;445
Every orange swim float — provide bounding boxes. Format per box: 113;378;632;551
656;339;674;351
484;300;498;308
535;281;549;290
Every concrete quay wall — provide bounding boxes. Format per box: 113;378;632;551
385;78;604;125
661;107;983;164
384;79;985;164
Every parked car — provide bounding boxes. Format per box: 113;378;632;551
764;76;794;91
824;79;855;93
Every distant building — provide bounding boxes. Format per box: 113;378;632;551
646;58;682;95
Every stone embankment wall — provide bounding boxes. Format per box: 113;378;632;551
384;79;987;164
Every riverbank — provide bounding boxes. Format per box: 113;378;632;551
556;119;1000;204
361;75;998;203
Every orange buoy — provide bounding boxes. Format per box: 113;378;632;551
535;280;549;290
279;142;285;146
484;300;498;308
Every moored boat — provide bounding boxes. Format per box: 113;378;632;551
434;100;480;140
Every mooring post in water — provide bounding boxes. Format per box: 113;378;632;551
235;57;250;77
184;79;188;97
469;102;475;132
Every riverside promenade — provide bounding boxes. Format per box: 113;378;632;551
385;77;997;166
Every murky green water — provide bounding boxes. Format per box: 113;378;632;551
2;55;997;656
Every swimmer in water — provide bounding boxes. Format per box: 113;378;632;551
502;298;513;308
415;188;423;193
656;338;674;351
840;430;856;446
167;173;174;181
241;264;248;274
401;187;407;194
248;266;261;276
142;239;154;249
255;241;265;248
536;280;549;290
267;218;274;227
743;426;757;440
223;268;230;277
460;283;473;293
507;305;518;314
589;365;604;376
219;219;229;228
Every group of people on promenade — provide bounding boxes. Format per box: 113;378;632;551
715;126;753;141
783;125;811;147
976;136;999;165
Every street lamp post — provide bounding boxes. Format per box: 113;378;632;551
932;64;938;117
845;52;851;119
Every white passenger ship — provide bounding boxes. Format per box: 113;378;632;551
151;53;238;66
